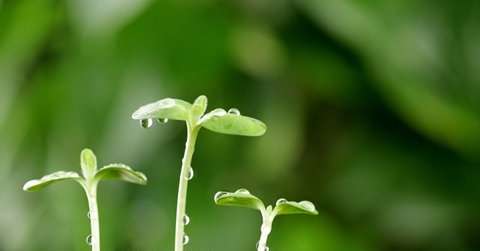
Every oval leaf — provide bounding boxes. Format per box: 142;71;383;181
200;109;267;136
81;148;97;179
273;200;318;216
23;171;82;192
191;95;208;121
214;188;265;211
95;164;147;185
131;98;192;121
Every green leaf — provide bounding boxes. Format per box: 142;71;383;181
23;171;82;192
95;164;147;185
80;148;97;179
131;98;192;121
190;95;208;121
200;108;267;136
273;199;318;216
214;188;265;211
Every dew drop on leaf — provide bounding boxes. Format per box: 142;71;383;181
211;108;227;117
140;119;153;128
214;192;227;201
235;188;250;194
227;108;241;115
157;118;169;124
299;201;315;211
276;198;287;206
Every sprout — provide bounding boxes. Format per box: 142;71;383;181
131;95;267;251
23;148;147;251
214;189;318;251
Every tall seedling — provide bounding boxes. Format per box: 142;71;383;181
132;95;266;251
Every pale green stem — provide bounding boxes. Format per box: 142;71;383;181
257;213;273;251
175;122;199;251
85;182;100;251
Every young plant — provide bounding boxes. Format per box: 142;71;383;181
214;188;318;251
23;148;147;251
131;95;266;251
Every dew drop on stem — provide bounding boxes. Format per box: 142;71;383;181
183;214;190;226
86;234;92;246
183;234;190;245
140;119;153;128
186;167;194;180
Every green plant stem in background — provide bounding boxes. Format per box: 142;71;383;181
131;96;266;251
175;123;199;251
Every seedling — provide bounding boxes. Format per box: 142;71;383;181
214;188;318;251
23;149;147;251
131;95;266;251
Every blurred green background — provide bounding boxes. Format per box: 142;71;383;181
1;0;480;250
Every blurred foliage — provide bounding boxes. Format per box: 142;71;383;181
0;0;479;250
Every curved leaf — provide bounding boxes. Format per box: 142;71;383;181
200;109;267;136
214;188;265;211
131;98;192;121
95;164;147;185
273;200;318;216
191;95;208;121
80;148;97;179
23;171;82;192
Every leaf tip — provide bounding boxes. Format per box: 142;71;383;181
22;180;38;192
80;148;97;178
136;171;148;185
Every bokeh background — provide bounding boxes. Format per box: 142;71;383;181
1;0;480;250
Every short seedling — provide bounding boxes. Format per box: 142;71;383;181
214;188;318;251
23;149;147;251
131;95;266;251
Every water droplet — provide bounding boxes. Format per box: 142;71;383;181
235;188;250;195
183;215;190;226
185;167;194;180
87;212;90;219
140;119;153;128
299;201;315;211
183;234;189;245
210;108;227;117
276;198;287;206
227;108;241;115
85;235;92;246
214;192;227;201
157;118;169;124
